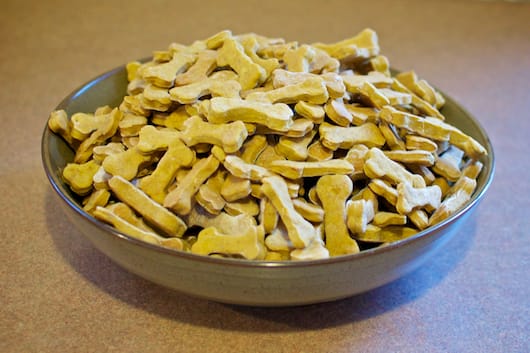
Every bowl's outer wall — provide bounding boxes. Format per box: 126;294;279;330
42;65;494;306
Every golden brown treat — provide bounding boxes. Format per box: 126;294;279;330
108;176;187;237
261;175;318;248
316;175;360;256
164;155;220;215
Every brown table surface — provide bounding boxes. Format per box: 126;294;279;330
1;0;529;352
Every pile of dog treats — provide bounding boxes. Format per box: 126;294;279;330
48;28;487;260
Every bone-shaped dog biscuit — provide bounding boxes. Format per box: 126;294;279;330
143;50;197;88
174;49;217;86
138;138;195;203
164;155;220;215
372;211;407;227
283;44;315;72
217;36;266;90
151;107;190;130
187;204;258;238
240;134;267;163
221;174;252;202
261;175;317;248
136;125;181;152
294;101;325;123
269;159;354;180
341;71;393;93
324;99;353;127
223;155;272;181
379;121;406;151
405;135;438;153
239;35;280;77
429;177;476;226
354;225;417;243
63;160;100;195
345;104;378;125
368;178;398;206
307;141;333;162
118;113;148;137
432;145;464;182
313;28;380;60
292;198;324;223
169;70;240;104
276;129;316;161
82;189;111;214
195;170;226;214
94;206;167;246
74;108;121;163
364;147;426;188
319;122;385;150
246;76;329;105
48;110;74;146
259;198;279;234
179;115;248;153
225;198;260;217
316;174;359;256
396;182;442;215
70;112;108;141
272;69;344;99
290;237;330;261
108;175;187;237
384;150;435;166
102;147;152;180
346;199;375;235
208;97;294;132
191;226;265;260
380;106;487;159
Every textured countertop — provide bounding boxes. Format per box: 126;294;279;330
1;0;528;352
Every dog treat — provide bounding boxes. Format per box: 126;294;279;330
372;211;407;227
179;115;248;153
396;181;442;215
380;106;487;159
62;160;100;195
319;122;385;150
169;70;241;104
268;159;354;179
195;170;226;214
138;138;195;203
261;175;318;248
317;175;360;256
208;97;294;131
49;29;488;261
217;36;267;90
164;155;220;215
191;226;265;260
290;237;329;260
82;188;111;214
107;175;187;237
346;199;375;235
246;76;329;105
102;147;152;180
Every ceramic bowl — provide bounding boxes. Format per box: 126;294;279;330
42;64;495;306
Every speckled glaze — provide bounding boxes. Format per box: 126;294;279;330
41;64;494;306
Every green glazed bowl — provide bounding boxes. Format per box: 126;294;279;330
42;64;495;306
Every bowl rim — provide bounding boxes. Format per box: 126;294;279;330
41;62;496;269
